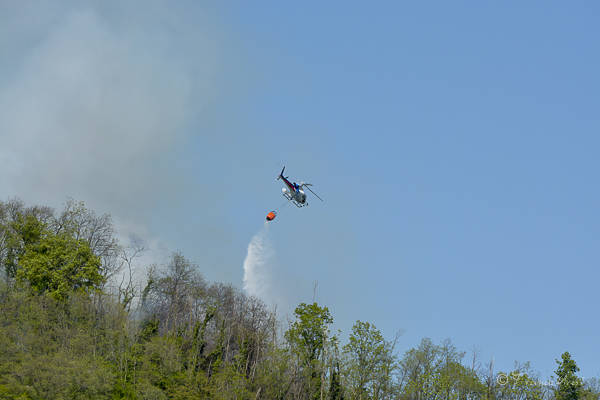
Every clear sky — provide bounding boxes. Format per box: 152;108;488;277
1;1;598;380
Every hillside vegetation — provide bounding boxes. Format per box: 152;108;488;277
0;198;597;400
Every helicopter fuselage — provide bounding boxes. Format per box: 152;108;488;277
280;175;307;206
282;186;307;206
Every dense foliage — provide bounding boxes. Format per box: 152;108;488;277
0;198;598;400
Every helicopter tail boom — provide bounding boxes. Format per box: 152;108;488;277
277;166;285;180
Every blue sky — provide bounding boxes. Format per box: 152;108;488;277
202;1;599;378
1;1;598;380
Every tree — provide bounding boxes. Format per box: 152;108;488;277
555;352;584;400
0;198;53;283
343;320;397;400
51;199;120;282
285;302;334;400
17;228;103;300
329;360;344;400
141;252;206;334
1;199;119;287
582;378;600;400
496;363;543;400
396;338;486;400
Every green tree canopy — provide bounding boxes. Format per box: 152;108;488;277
17;228;103;300
1;212;46;280
286;302;334;366
555;352;584;400
285;302;334;400
343;320;396;399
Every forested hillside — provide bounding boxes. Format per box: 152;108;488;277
0;198;598;399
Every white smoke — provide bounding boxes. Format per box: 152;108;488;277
242;223;276;302
0;2;224;281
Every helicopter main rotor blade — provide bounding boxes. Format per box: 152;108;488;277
304;185;323;201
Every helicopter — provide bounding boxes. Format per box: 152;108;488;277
277;166;323;208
